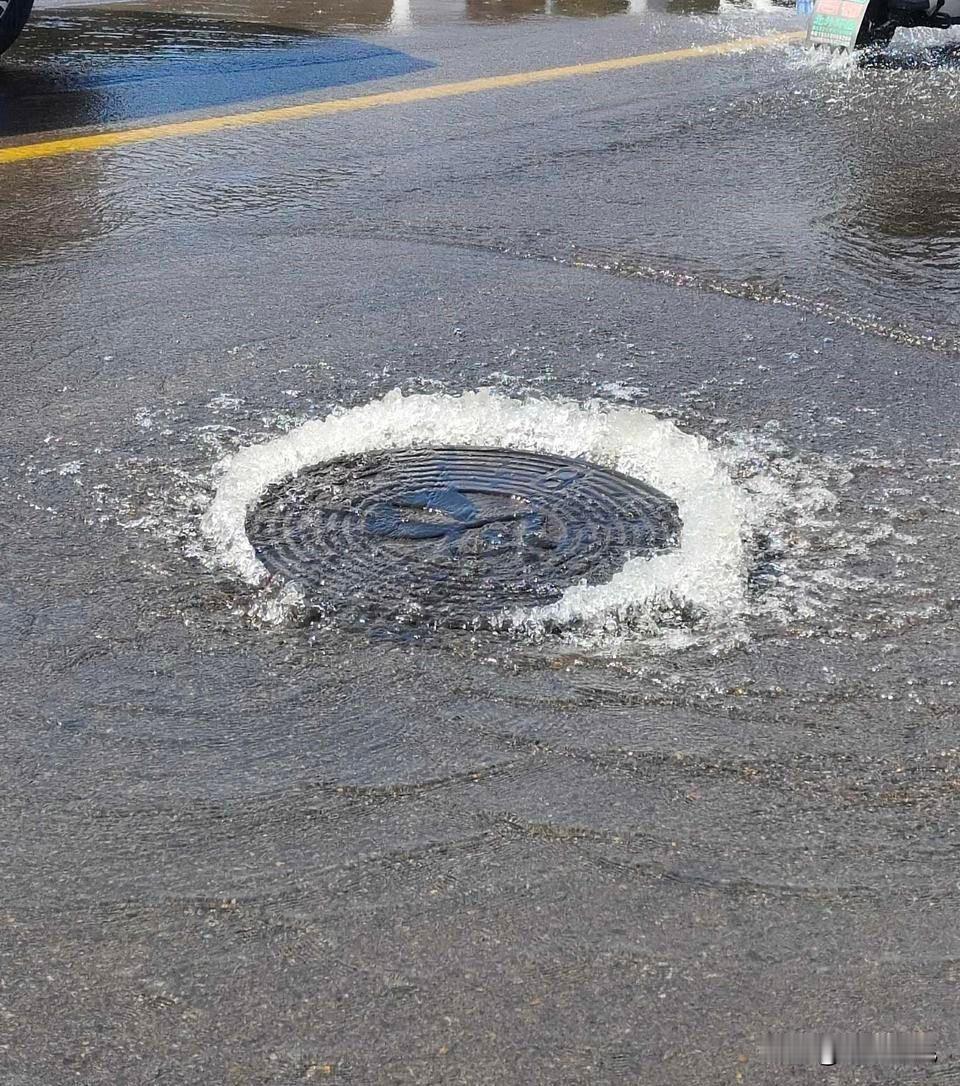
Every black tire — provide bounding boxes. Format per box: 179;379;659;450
0;0;34;56
855;0;896;45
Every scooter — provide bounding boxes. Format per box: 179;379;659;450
0;0;33;55
807;0;960;48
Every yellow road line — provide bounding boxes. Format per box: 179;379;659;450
0;30;804;165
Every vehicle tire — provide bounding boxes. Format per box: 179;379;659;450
0;0;34;56
855;0;896;45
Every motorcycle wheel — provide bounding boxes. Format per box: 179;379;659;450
855;0;897;45
0;0;34;56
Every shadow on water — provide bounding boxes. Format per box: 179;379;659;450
814;39;960;294
0;9;433;138
827;152;960;288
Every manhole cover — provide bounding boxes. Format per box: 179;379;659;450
246;446;681;628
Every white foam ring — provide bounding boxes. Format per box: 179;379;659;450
201;390;752;641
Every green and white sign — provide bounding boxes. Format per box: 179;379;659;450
807;0;870;48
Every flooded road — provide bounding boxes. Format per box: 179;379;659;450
3;0;960;1082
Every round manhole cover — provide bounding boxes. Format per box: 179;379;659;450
246;446;681;628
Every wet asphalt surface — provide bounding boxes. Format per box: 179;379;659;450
4;1;960;1083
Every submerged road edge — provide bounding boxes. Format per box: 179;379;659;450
0;31;805;165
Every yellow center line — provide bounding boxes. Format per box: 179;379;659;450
0;30;804;165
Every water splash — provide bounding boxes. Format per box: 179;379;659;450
789;41;860;70
26;388;918;654
201;390;768;641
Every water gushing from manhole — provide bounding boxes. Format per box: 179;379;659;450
202;390;750;641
